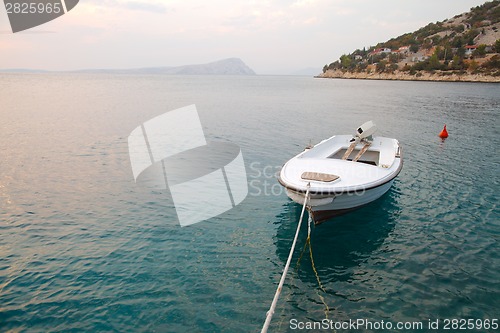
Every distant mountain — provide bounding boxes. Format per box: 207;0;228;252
1;58;257;75
0;68;48;73
320;0;500;81
144;58;256;75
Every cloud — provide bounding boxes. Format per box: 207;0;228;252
123;1;169;13
291;0;318;8
84;0;169;14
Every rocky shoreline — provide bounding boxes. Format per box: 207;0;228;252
317;69;500;83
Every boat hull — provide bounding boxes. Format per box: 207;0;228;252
284;178;395;224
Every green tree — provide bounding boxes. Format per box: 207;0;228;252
452;36;464;48
473;44;487;57
454;24;465;33
468;60;479;72
428;53;442;70
328;61;340;70
388;53;399;63
495;39;500;52
482;55;500;70
388;63;399;73
431;35;441;45
376;60;387;72
340;54;352;69
434;47;443;59
356;62;368;72
444;46;453;61
412;60;428;71
464;29;479;45
456;47;466;58
450;55;464;70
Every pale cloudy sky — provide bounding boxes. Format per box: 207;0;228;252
0;0;490;74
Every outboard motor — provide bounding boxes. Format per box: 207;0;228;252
350;120;377;142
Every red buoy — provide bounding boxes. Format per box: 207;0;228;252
439;124;448;139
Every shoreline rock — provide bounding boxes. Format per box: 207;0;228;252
317;69;500;83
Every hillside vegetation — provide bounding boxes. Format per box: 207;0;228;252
321;1;500;81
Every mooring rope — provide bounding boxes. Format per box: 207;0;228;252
295;212;330;320
306;213;330;318
261;184;310;333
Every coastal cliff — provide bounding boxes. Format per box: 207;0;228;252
318;69;500;83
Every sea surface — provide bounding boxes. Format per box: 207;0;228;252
0;74;498;332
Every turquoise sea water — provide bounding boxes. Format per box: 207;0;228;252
0;74;499;332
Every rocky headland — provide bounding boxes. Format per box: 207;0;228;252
319;1;500;83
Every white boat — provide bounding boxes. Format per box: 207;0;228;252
278;121;403;224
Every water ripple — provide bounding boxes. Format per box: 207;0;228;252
1;75;498;332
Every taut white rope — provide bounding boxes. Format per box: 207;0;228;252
261;184;310;333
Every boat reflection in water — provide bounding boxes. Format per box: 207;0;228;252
273;185;401;321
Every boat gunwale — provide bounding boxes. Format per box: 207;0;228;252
278;147;403;195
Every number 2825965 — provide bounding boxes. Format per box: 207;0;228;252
5;2;62;14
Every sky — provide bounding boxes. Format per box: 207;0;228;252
0;0;492;74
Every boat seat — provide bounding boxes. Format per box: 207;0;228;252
301;172;339;182
378;138;397;168
353;142;371;162
341;141;357;160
